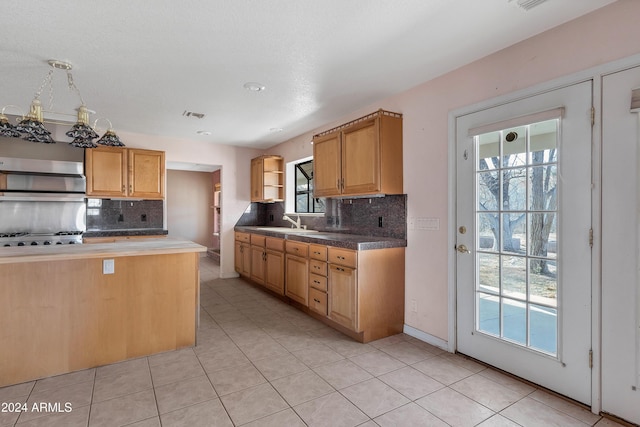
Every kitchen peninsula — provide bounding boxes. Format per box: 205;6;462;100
0;238;206;388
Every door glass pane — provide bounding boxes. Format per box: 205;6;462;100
501;255;526;299
478;171;499;211
477;213;499;252
478;293;500;337
502;126;527;167
530;304;557;355
502;213;526;254
475;118;560;356
502;298;526;345
478;253;499;293
504;168;527;211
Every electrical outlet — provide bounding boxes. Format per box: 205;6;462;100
103;259;115;275
378;216;383;227
141;213;147;222
411;300;417;312
118;214;124;222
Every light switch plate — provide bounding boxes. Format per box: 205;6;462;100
103;259;115;275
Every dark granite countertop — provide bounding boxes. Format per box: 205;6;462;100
235;226;406;250
84;228;169;238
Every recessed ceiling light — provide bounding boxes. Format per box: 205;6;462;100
243;82;266;92
196;130;212;136
269;127;283;132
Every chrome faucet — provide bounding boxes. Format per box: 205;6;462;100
282;214;306;229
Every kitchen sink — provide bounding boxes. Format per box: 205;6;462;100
256;227;319;233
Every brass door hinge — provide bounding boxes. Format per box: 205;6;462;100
589;349;593;369
591;106;595;126
589;228;593;248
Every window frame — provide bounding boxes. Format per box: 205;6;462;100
285;156;325;215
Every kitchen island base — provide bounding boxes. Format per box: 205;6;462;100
0;244;202;388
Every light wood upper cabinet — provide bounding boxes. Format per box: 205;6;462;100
128;149;165;199
86;147;165;199
313;132;342;197
313;110;402;198
85;147;127;197
251;155;284;202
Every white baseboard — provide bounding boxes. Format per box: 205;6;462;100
403;324;452;353
219;272;240;279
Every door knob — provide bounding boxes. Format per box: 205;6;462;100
456;244;470;254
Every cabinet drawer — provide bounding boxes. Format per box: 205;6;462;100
309;260;327;276
266;237;285;251
309;288;328;316
309;273;328;292
250;234;266;247
286;241;309;257
328;247;357;268
309;244;327;261
235;232;250;243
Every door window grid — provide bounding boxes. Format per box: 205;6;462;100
474;119;559;356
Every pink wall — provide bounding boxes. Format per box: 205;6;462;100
266;0;640;341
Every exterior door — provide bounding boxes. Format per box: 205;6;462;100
456;81;593;404
601;65;640;424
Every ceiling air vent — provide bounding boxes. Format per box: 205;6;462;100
510;0;549;11
182;110;206;119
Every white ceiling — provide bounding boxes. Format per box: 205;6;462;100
1;0;615;149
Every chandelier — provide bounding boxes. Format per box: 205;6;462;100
0;60;124;148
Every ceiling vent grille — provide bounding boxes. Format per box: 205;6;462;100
182;110;205;119
511;0;549;11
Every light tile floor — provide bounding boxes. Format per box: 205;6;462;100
0;257;631;427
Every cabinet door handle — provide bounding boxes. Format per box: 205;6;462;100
314;280;320;284
337;256;345;260
314;298;321;303
336;267;345;272
122;185;125;193
129;184;133;193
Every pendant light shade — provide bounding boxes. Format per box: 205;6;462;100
1;60;124;147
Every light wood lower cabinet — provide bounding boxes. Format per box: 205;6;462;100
246;235;285;295
264;247;285;295
308;244;328;316
285;253;308;305
234;233;251;277
325;245;405;342
328;263;358;330
234;231;405;342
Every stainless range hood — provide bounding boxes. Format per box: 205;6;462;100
0;157;86;201
0;157;86;235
